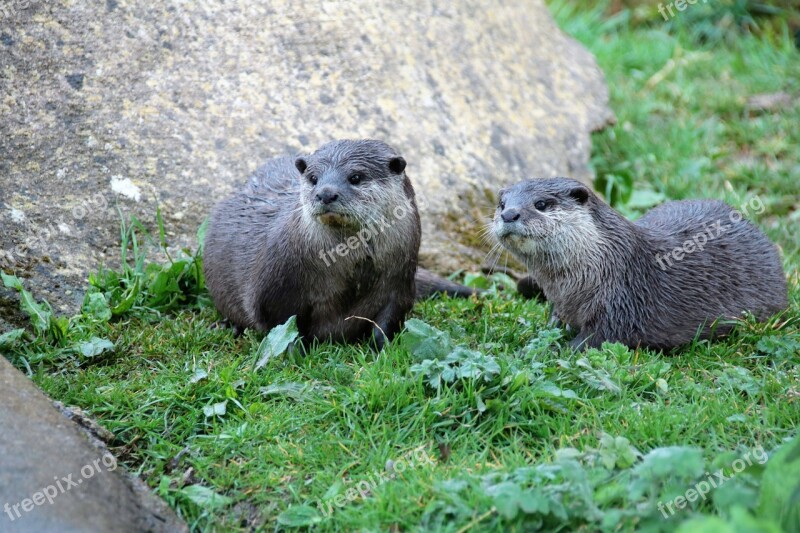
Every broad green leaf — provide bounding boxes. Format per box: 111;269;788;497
196;217;209;256
112;277;139;315
489;272;517;290
677;507;783;533
401;318;452;360
518;490;550;514
49;316;70;345
524;328;564;357
627;189;666;210
726;414;747;423
20;291;52;335
756;335;800;362
713;477;759;515
322;480;344;501
1;272;23;291
595;172;633;207
598;434;641;470
629;446;705;500
261;382;311;401
189;369;208;384
490;482;522;520
758;434;800;530
638;446;705;479
203;401;228;418
534;381;579;400
2;273;52;335
180;484;232;510
575;358;622;395
715;366;761;396
254;316;299;370
675;515;735;533
463;272;490;289
0;328;25;349
277;505;323;527
475;393;486;413
78;337;115;358
82;292;112;322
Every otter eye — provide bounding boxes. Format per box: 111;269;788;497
307;174;318;186
348;173;364;185
534;200;547;211
499;200;505;210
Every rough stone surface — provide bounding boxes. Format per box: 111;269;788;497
0;0;613;323
0;357;186;532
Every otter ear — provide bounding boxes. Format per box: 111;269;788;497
295;157;307;174
569;186;590;204
388;156;406;175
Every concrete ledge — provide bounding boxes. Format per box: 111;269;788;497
0;357;186;533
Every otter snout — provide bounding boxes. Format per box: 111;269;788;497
308;185;354;228
494;206;525;240
501;207;521;223
316;186;340;205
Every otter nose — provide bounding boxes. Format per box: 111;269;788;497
316;187;339;205
501;208;521;223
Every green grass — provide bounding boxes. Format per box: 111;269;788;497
3;2;800;531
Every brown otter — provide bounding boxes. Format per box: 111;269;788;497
203;139;472;350
493;177;789;350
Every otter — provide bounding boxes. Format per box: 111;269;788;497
493;178;789;350
204;139;472;350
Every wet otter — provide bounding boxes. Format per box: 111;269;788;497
204;139;471;349
493;178;789;350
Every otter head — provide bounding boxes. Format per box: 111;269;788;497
493;178;599;272
296;140;409;232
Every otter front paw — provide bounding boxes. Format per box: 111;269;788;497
546;309;563;328
569;330;601;351
370;327;387;352
546;308;574;335
569;334;588;351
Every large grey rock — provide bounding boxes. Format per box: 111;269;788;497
0;0;613;320
0;357;186;532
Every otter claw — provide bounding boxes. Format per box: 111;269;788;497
547;313;563;328
370;328;387;352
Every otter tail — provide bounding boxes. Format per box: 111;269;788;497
415;268;480;299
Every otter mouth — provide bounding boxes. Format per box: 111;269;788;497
313;208;359;229
495;223;542;256
500;233;531;253
494;221;526;240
